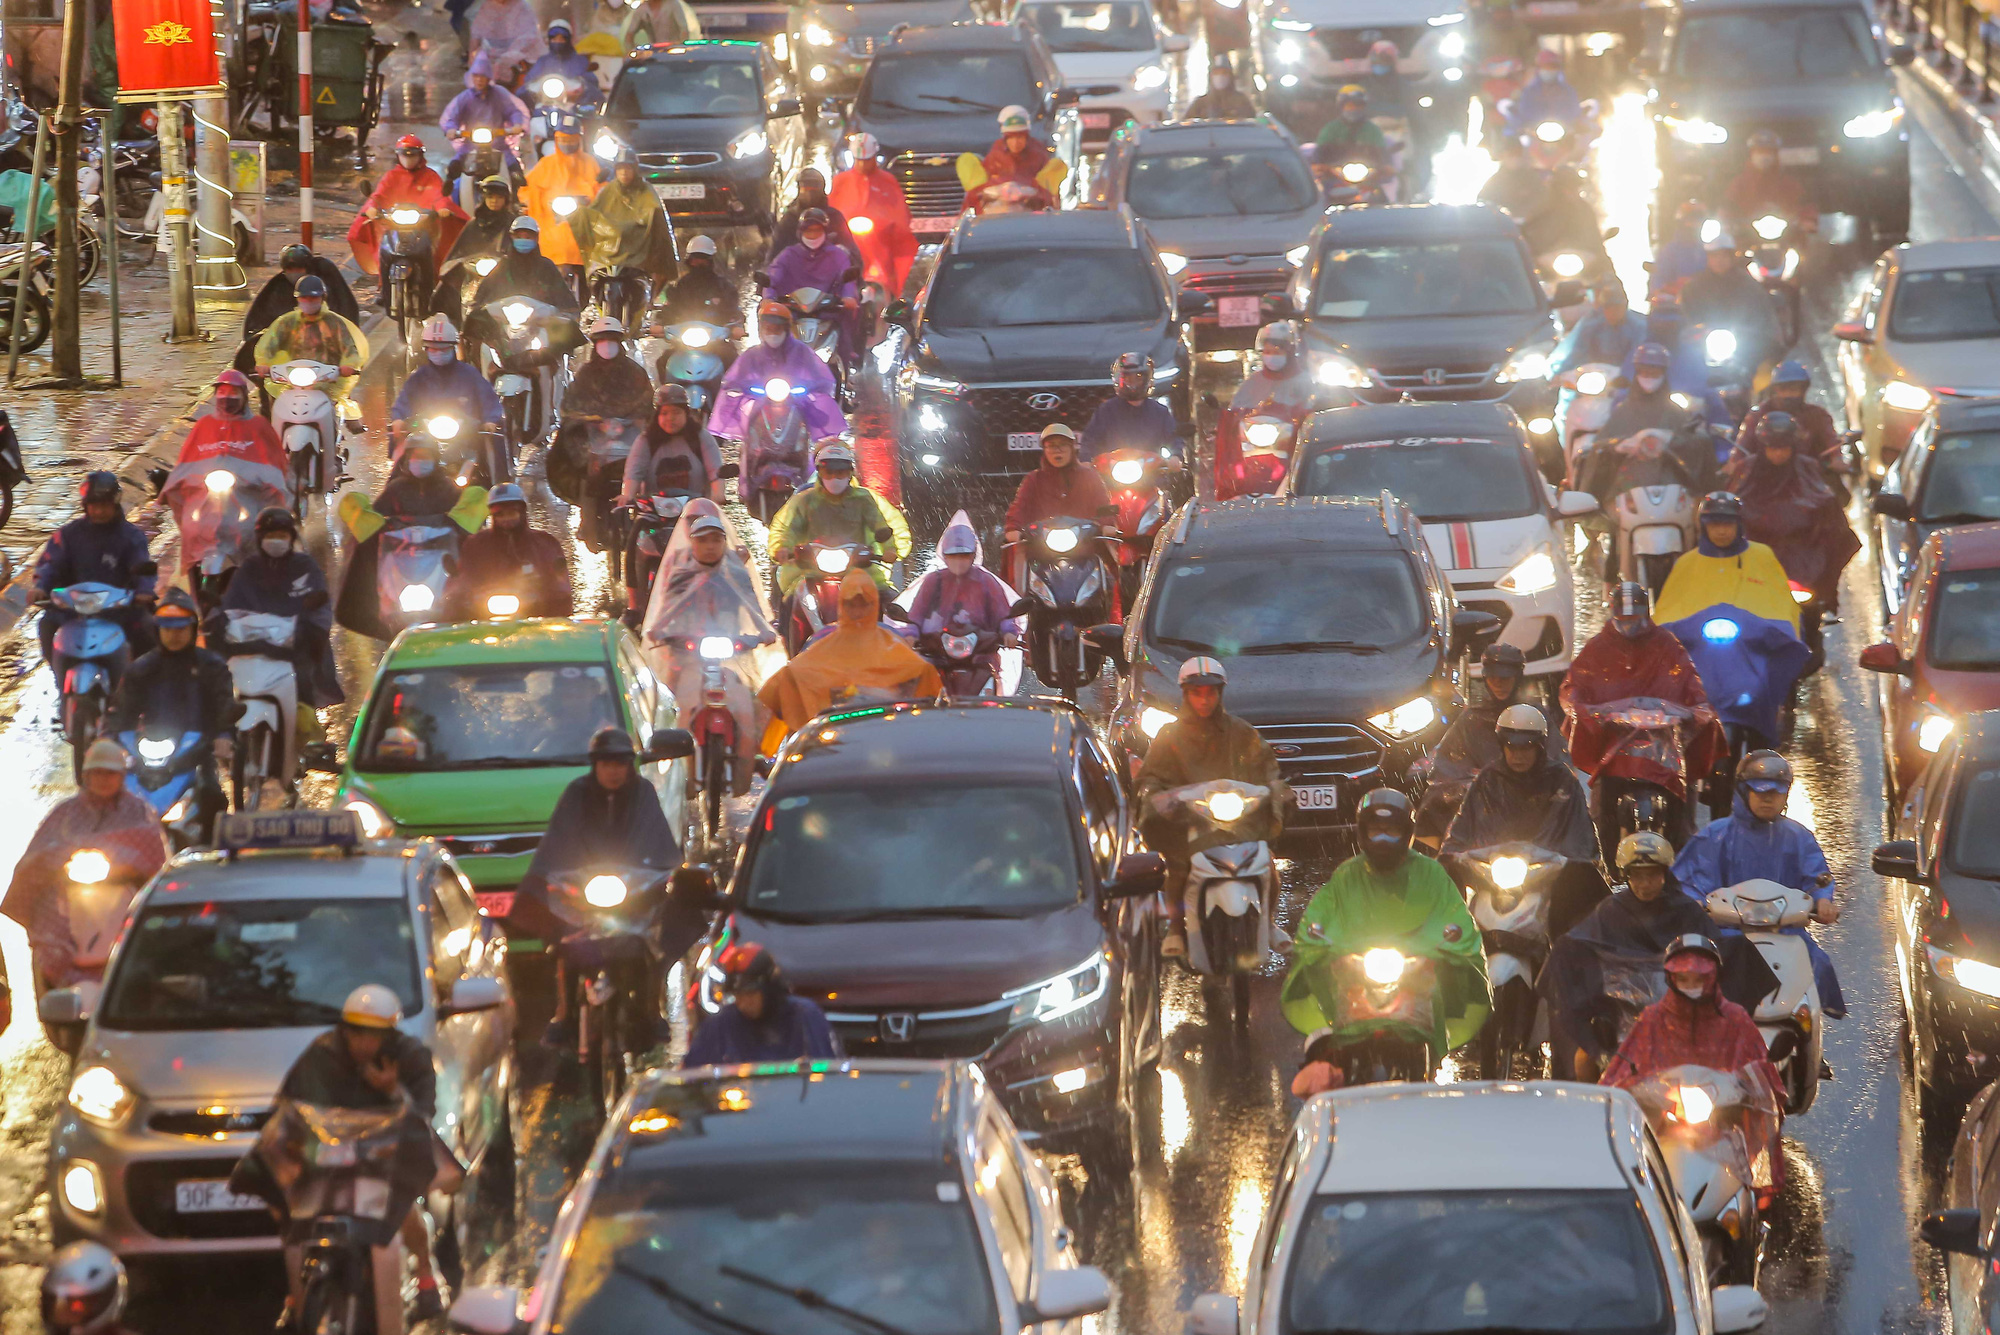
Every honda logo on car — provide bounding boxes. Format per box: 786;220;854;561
882;1013;916;1042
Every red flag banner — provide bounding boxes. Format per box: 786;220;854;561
111;0;222;100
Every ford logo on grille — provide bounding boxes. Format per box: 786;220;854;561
1272;744;1303;757
1027;392;1063;411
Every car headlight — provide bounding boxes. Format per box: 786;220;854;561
1368;696;1437;737
1286;243;1310;267
1158;250;1188;276
805;21;835;44
1005;952;1108;1025
1315;353;1370;389
728;126;769;159
1496;346;1552;383
1919;705;1954;754
1933;946;2000;998
1752;214;1787;241
593;132;622;160
343;796;392;838
1884;379;1932;412
1843;105;1902;139
1666;116;1728;145
68;1066;135;1127
1276;37;1303;62
1704;328;1737;365
1496;546;1558;595
61;1162;104;1215
1140;706;1176;738
1362;948;1406;984
911;369;965;394
584;874;628;907
1437;29;1465;58
1133;62;1167;90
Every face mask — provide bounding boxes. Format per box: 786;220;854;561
803;233;826;251
761;332;786;349
1635;372;1665;393
409;458;437;478
1538;68;1557;81
298;301;323;318
689;256;711;271
595;340;620;359
261;536;293;557
1370;62;1391;74
513;236;537;253
1264;351;1287;372
1752;154;1775;169
822;474;851;494
218;395;244;417
1672;979;1707;1001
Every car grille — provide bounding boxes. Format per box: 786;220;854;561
1181;266;1288;298
433;832;543;859
1254;721;1384;787
149;1109;272;1138
845;34;876;56
1372;361;1496;393
1315;24;1425;61
827;999;1014;1058
889;153;966;218
126;1158;275;1240
637;150;721;170
963;381;1116;439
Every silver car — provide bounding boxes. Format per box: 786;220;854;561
42;821;515;1262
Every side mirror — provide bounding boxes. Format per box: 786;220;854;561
753;269;771;287
771;97;803;118
38;987;88;1057
884;299;913;329
1052;86;1082;107
1084;623;1128;669
1890;42;1918;65
1858;641;1911;674
1260;291;1299;319
715;462;741;481
841;264;861;283
1105;850;1166;899
644;729;696;762
1023;1266;1111;1322
671;862;728;910
1870;491;1911;520
1190;1294;1239;1335
1922;1207;1985;1256
1833;320;1874;343
1548;278;1586;308
1556;490;1598;518
1872;838;1923;881
1010;595;1035;617
449;1286;525;1335
1081;83;1123;98
440;975;506;1019
301;742;343;774
1162;32;1190;51
1176;290;1214;321
1710;1285;1769;1333
1450;608;1504;656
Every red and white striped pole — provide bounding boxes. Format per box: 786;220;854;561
298;0;313;246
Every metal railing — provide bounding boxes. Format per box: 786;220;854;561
1881;0;2000;104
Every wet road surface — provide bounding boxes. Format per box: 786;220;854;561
0;28;1987;1335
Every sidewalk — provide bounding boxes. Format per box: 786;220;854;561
1887;0;2000;207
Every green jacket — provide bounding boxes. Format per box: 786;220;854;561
1314;118;1389;160
767;483;912;596
572;179;678;281
1281;850;1490;1054
1134;708;1289;853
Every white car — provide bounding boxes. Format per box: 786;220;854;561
1192;1082;1769;1335
1010;0;1188;146
1246;0;1469;126
1281;400;1595;684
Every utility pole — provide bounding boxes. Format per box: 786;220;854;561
160;100;197;338
297;0;312;246
50;0;90;382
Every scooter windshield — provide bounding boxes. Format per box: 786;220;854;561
378;523;459;620
252;1099;435;1247
161;457;295;568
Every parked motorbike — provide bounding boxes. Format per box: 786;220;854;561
1095;447;1182;611
1008;518;1116;700
478;295;570;456
1171;778;1277;1028
545;864;674;1117
377;518;463;632
738;377;816;522
267;360;350;514
55;844;144;984
379;206;440;364
1629;1065;1776;1285
46;583;140;778
1706;877;1825;1115
1294;931;1443;1085
221;608;301;812
1456;841;1564;1079
655;319;731;415
121;726;219;850
1746;214;1803;352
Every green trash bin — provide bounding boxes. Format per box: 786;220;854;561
272;14;378;129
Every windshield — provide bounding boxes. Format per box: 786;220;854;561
609;58;762;118
1019;1;1155;51
1670;6;1878;82
1917;431;2000;521
99;899;421;1031
741;783;1082;920
1128;147;1317;219
551;1161;994;1335
1928;567;2000;670
1149;551;1426;653
357;662;624;771
927;248;1164;328
1313;240;1539;320
1889;267;2000;343
1298;436;1540;521
1282;1189;1671;1335
860;52;1036;116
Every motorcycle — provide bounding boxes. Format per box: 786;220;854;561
738;377;816;523
1629;1065;1776;1285
1745;213;1803;352
1611;474;1696;597
1008;518;1116;700
1096;447;1182;611
589;263;650;336
655;319;731;416
120;726;219;850
477;294;570;457
619;490;693;622
416;409;510;491
915;619;1003;698
783;540;891;656
221;608;301;812
530;71;601;149
1557;362;1619;485
1211;399;1309;499
159;456;292;618
55;845;144;984
1573;696;1698;847
679;638;755;853
449;127;524;213
1705;877;1825;1116
1170;778;1277;1029
379;206;440;365
1667;609;1810;816
576;416;645;566
377;518;463;633
46;583;140;778
777;278;856;406
1456;841;1564;1080
1293;931;1444;1084
267;360;351;515
545;864;674;1117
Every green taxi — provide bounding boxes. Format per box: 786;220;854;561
329;619;690;927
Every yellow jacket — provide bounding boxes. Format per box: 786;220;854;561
521;150;604;268
1653;540;1801;633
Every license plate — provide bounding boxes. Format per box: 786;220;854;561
175;1180;265;1214
1779;146;1819;165
1218;295;1263;328
1082;111;1111;129
702;10;747;23
656;182;706;200
911;214;956;234
477;891;516;917
1008;432;1044;451
1294;785;1343;811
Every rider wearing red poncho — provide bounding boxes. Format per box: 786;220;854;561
346;135;468;279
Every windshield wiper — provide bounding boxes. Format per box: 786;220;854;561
1919;511;2000;526
1154;635;1220;653
812;905;1043;922
863;97;931;113
915;93;1005;110
1238;640;1384;655
719;1265;914;1335
616;1262;781;1335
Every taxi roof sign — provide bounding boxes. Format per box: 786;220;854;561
217;809;364;854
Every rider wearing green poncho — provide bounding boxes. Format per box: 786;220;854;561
1283;788;1491;1069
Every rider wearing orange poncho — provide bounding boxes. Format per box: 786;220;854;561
757;571;942;745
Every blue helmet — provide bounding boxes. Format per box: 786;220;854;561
1771;359;1810;387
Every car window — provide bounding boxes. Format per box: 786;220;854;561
860;52;1037;117
1928;567;2000;669
1917;431;2000;523
1669;4;1878;82
1296;436;1540;522
1889;267;2000;343
610;57;764;117
1126;147;1317;219
927;247;1165;328
358;661;623;771
1076;737;1123;876
974;1117;1035;1299
1018;0;1155;52
1312;239;1539;320
1149;551;1426;654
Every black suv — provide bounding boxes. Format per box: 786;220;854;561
688;700;1167;1163
1284;203;1575;463
1102;495;1499;837
1090;118;1323;351
887;207;1201;503
1647;0;1912;245
849;22;1082;234
590;39;808;231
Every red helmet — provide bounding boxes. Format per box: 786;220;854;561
1534;47;1562;68
214;369;249;392
718;941;781;996
395;133;423;152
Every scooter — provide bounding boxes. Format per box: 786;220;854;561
1007;518;1116;700
379;206;439;365
778;279;854;406
738;378;816;523
589;263;651;335
544;863;677;1119
680;637;754;854
1628;1064;1775;1285
1701;325;1762;427
376;518;462;633
619;490;694;623
656;320;731;415
220;608;301;812
417;410;511;490
478;295;570;456
267;361;351;514
1745;214;1803;352
54;844;144;984
1557;362;1618;485
1612;475;1696;597
1095;447;1182;611
784;540;892;655
1456;841;1564;1080
120;727;219;850
529;71;601;149
1293;930;1443;1085
46;583;139;779
915;620;1003;698
449;128;525;213
1573;696;1698;847
1705;877;1825;1115
1667;610;1809;815
159;456;291;618
1212;400;1309;499
1170;778;1277;1029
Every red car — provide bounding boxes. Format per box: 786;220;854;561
1862;522;2000;796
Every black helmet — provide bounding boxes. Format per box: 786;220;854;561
254;506;298;537
1759;411;1800;448
79;470;120;506
1480;642;1526;675
153;586;200;628
656;382;692;407
1356;787;1413;868
1631;342;1672;371
718;940;782;997
294;274;327;299
588;726;637;760
1112;350;1153;396
1736;748;1793;794
799;206;831;230
1609;579;1652;629
1699;490;1744;523
279;242;313;270
1664;932;1722;971
41;1241;127;1335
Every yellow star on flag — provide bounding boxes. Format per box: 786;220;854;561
141;19;194;45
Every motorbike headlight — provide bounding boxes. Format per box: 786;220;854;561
400;584;436;612
1158;250;1188;275
850;215;876;236
1551;252;1584;278
584;874;629;907
390;208;422;225
1884;379;1932;412
1111;458;1144;485
1702;617;1740;643
1206;790;1247;822
503;301;534;328
681;326;711;348
428;414;461;440
199;469;234;498
343;797;392;838
1362;948;1406;984
943;633;977;659
594;132;621;159
765;377;793;402
700;636;735;660
1534;120;1565;143
137;736;177;764
1920;705;1954;754
1667;116;1728;145
1437;29;1465;58
1140;706;1176;738
487;594;520;616
66;849;111;884
68;1066;135;1127
543;76;567;98
288;366;316;387
1005;952;1108;1025
1133;62;1168;90
1490;856;1528;890
1340;161;1370;183
1245;420;1283;448
472;128;493;144
1704;328;1737;365
1790;583;1813;604
1369;696;1436;737
816;548;851;574
805;21;835;44
1843;105;1902;138
1276;38;1303;63
1675;1084;1714;1124
1497;346;1552;383
1044;527;1080;554
1753;214;1787;241
1315;354;1370;389
552;195;578;217
728;127;769;159
1575;369;1608;396
1497;546;1557;595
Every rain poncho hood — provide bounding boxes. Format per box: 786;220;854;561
1282;851;1490;1054
1655;539;1800;634
643;500;777;647
161;456;295;573
901;510;1020;635
1440;749;1600;864
710;336;845;439
1720;451;1861;599
572;177;678;279
756;572;943;740
1560;626;1721;795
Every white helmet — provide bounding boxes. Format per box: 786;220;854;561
997;104;1032;132
1179;656;1227;687
419;314;459;346
41;1242;126;1335
1495;702;1548;738
848;130;880;160
341;983;403;1029
588;314;627;339
685;234;718;257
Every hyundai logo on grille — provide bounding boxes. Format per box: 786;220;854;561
882;1013;916;1042
1422;367;1448;386
1272;744;1303;757
1026;392;1063;411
